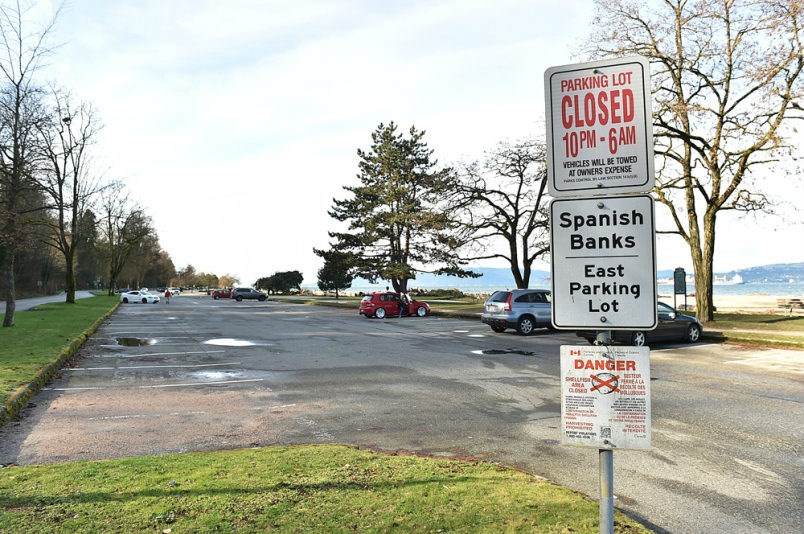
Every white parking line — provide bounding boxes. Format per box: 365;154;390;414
140;379;265;388
45;378;266;391
98;350;226;358
251;403;297;411
65;362;241;371
88;411;207;421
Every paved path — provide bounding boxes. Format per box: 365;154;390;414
0;291;95;314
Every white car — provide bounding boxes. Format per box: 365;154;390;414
168;287;181;295
120;290;161;304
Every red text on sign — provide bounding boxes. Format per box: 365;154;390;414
561;89;635;129
574;359;636;371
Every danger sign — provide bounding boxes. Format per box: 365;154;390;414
560;345;651;450
544;56;654;197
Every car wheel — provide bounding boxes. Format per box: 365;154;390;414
122;298;128;303
258;296;266;302
516;316;535;336
630;331;647;346
236;296;243;302
375;308;386;319
490;325;506;333
141;298;147;304
686;324;702;343
416;306;427;317
214;296;219;300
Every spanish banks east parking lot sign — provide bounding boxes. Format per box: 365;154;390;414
550;194;657;330
544;56;654;197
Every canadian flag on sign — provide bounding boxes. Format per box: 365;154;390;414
570;349;581;356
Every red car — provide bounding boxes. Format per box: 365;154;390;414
359;292;431;318
211;289;232;299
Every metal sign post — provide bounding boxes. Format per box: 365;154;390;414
559;345;651;533
546;55;655;534
600;448;614;534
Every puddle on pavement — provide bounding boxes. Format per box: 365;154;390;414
190;370;243;381
471;349;537;356
116;337;157;347
203;338;272;347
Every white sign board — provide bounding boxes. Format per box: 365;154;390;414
545;56;654;197
550;194;657;330
560;345;651;450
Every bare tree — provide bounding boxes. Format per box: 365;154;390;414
447;139;550;289
0;0;58;326
97;182;154;294
583;0;804;322
37;89;103;303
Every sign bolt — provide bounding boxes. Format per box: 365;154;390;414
600;316;608;323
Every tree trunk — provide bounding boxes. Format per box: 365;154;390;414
65;249;76;303
696;212;717;323
392;279;408;293
2;252;16;327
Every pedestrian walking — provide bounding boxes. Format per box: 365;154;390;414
164;288;172;304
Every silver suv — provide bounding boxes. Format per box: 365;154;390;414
481;289;552;335
232;287;267;302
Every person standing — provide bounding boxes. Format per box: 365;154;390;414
164;288;172;304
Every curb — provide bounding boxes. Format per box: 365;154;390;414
0;302;120;429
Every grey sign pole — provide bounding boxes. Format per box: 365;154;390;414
600;449;614;534
595;330;614;534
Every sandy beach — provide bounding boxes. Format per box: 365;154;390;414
658;293;804;313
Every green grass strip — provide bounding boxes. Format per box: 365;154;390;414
0;295;119;427
0;444;650;533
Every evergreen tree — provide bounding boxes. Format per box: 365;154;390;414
314;248;354;299
327;122;476;293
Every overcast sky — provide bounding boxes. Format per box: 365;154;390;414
37;0;804;285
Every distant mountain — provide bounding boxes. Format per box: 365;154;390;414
658;262;803;283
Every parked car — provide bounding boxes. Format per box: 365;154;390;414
575;301;703;346
232;287;267;302
120;290;160;304
481;289;552;335
211;288;233;299
359;292;430;318
168;287;181;295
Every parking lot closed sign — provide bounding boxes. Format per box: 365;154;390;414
550;194;657;330
560;345;651;450
545;56;654;197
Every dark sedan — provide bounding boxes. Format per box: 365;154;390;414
576;301;702;346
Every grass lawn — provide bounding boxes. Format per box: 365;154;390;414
0;444;649;533
708;312;804;331
0;295;119;410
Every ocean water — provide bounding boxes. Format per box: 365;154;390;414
658;282;804;297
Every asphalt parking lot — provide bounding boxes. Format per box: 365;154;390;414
1;294;801;534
